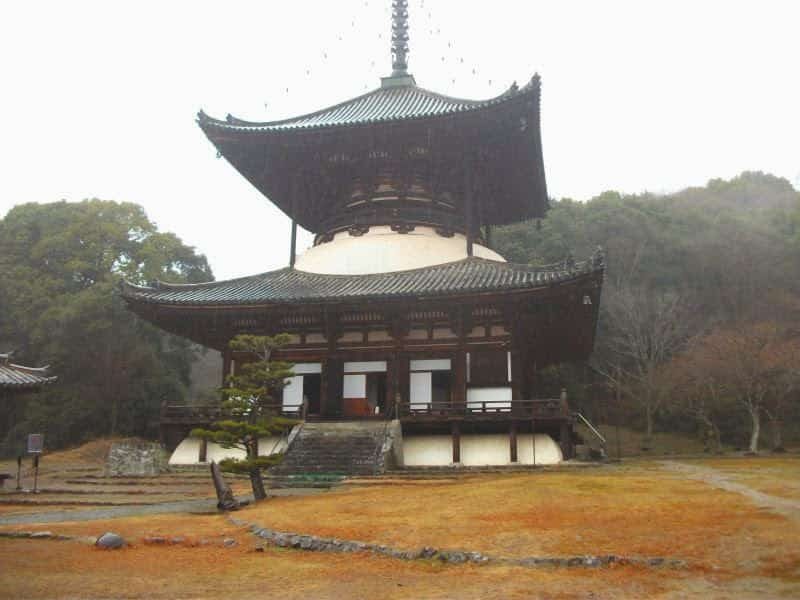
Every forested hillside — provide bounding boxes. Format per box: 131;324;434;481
495;172;800;452
0;200;213;454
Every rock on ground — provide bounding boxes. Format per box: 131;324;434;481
96;532;126;549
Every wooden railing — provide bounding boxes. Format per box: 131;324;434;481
160;402;306;424
161;398;569;424
398;398;569;420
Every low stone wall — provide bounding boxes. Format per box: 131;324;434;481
231;517;688;569
106;440;169;476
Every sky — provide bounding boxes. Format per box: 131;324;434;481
1;0;798;281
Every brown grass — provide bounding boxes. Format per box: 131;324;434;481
238;463;795;568
1;453;799;598
0;536;771;600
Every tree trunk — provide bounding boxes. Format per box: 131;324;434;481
247;440;267;501
748;407;760;454
210;461;240;511
642;401;653;451
712;422;723;454
249;468;267;501
698;415;722;454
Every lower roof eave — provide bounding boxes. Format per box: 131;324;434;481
122;269;604;313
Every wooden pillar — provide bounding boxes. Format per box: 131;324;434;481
452;422;461;464
560;421;573;460
485;224;492;249
509;421;518;463
289;220;298;268
198;437;208;463
453;349;467;407
393;353;410;419
289;175;299;268
510;348;523;401
322;357;343;418
320;358;329;417
221;351;232;387
464;158;474;257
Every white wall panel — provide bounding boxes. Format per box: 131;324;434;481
292;362;322;375
409;371;432;410
466;386;512;411
410;359;451;372
402;435;452;466
516;434;563;465
400;434;563;467
282;376;304;408
344;361;387;373
343;374;366;398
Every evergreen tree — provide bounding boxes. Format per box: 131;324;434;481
192;334;296;500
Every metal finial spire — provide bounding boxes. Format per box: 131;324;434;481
391;0;410;76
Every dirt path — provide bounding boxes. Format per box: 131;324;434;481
0;498;221;525
0;486;327;526
661;460;800;519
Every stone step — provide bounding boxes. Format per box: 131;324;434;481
271;422;391;477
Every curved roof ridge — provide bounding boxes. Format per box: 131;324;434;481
121;268;293;293
9;363;51;374
197;75;540;132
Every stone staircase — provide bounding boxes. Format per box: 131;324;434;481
267;421;392;486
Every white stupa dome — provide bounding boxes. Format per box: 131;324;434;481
294;225;506;275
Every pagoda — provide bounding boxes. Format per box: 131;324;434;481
122;1;604;469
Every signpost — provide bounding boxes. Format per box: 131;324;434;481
27;434;43;494
27;434;44;454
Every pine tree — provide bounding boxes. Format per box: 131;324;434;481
191;334;296;500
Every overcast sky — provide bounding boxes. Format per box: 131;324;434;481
1;0;798;280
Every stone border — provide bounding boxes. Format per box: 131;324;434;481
230;518;688;569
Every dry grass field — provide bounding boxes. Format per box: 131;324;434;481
0;443;798;599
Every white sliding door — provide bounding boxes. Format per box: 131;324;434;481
410;371;432;411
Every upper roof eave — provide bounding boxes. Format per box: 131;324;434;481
197;75;540;135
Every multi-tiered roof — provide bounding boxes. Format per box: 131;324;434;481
122;1;604;358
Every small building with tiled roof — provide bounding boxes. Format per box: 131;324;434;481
0;353;57;391
1;353;56;451
122;1;604;470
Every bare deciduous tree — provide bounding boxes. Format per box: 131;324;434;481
595;283;689;448
687;322;799;453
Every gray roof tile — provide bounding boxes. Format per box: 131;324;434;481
121;257;603;307
0;354;56;389
198;79;537;133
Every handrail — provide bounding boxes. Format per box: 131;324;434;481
575;412;606;445
397;398;568;419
